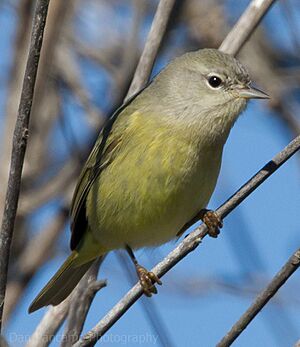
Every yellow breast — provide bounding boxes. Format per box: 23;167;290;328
86;112;222;250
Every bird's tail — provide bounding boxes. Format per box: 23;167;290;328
28;251;95;313
29;229;107;313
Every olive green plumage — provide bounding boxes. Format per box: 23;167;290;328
29;49;268;313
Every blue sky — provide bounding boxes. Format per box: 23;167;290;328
1;1;300;346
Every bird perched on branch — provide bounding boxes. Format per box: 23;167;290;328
29;48;268;312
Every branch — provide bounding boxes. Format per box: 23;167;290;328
125;0;176;100
61;258;107;347
219;0;276;56
26;297;72;347
117;252;175;347
73;133;300;347
3;207;68;322
22;0;73;181
0;335;9;347
216;248;300;347
0;0;50;331
0;0;34;216
26;259;106;347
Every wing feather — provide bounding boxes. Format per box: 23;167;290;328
69;89;146;249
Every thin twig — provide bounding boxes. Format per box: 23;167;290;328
0;0;50;331
125;0;176;99
73;135;300;346
216;248;300;347
219;0;276;56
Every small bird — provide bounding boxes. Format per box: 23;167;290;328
29;48;268;312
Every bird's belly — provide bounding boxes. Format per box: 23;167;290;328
86;143;222;250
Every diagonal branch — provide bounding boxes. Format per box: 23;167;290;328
0;0;51;331
125;0;176;100
116;252;175;347
216;248;300;347
219;0;276;56
73;135;300;346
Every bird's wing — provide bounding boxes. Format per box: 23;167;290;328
69;90;145;250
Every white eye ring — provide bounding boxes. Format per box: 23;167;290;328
207;74;223;89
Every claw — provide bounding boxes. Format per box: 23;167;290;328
136;265;162;297
200;209;223;238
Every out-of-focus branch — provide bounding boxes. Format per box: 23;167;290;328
26;260;106;347
216;248;300;347
71;40;120;77
3;207;68;322
26;297;72;347
61;259;106;347
18;159;78;216
0;0;51;331
73;134;300;346
23;0;73;180
125;0;176;99
219;0;276;56
0;335;9;347
0;0;34;216
55;45;105;129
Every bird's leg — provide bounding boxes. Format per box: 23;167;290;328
198;208;223;238
125;245;162;297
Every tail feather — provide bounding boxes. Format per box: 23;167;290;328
29;252;94;313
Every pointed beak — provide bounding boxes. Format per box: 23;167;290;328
237;85;269;99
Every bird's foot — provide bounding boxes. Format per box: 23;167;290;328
200;209;223;238
136;264;162;297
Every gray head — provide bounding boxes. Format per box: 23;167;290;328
150;49;268;125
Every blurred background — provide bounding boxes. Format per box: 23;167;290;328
0;0;300;346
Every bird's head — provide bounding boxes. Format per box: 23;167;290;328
152;48;269;126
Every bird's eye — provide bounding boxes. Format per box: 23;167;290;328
208;75;223;89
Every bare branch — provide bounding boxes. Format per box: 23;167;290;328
3;207;68;321
0;0;34;216
117;252;175;347
73;134;300;346
26;297;72;347
125;0;176;99
26;258;106;347
22;0;73;182
18;159;78;216
219;0;276;56
0;0;51;331
0;335;9;347
61;258;106;347
216;248;300;347
54;45;105;129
